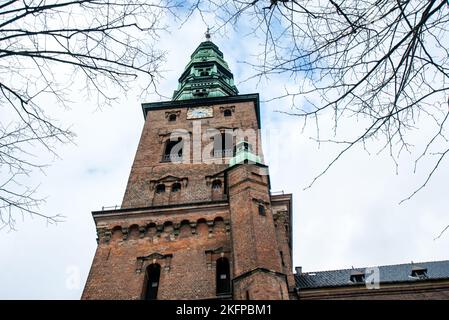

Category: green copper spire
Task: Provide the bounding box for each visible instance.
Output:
[229,141,263,167]
[172,31,239,101]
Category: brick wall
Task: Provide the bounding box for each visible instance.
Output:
[272,195,295,289]
[226,164,290,299]
[121,101,261,208]
[82,205,232,300]
[233,270,290,300]
[83,96,293,300]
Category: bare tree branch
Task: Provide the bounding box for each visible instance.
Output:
[203,0,449,206]
[0,0,180,230]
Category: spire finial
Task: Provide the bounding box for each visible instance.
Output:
[205,27,211,41]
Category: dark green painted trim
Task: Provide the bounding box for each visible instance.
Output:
[141,93,262,129]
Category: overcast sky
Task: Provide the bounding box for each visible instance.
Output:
[1,10,448,300]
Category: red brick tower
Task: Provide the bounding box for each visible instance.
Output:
[82,36,294,300]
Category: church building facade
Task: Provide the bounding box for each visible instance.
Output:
[82,36,294,300]
[82,35,449,300]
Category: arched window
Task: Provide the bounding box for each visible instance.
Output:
[163,138,183,162]
[193,88,208,97]
[213,132,234,158]
[155,184,165,194]
[223,109,232,117]
[212,180,222,190]
[172,182,181,192]
[216,257,230,295]
[168,114,177,122]
[144,263,161,300]
[198,67,212,77]
[258,204,266,216]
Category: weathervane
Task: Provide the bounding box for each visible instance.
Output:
[205,27,211,40]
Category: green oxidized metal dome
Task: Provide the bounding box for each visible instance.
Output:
[172,36,239,101]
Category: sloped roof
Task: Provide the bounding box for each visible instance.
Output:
[296,260,449,289]
[172,40,238,101]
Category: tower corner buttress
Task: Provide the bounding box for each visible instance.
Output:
[225,160,290,300]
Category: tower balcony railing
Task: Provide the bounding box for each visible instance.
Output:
[162,154,183,162]
[213,149,234,158]
[98,194,229,212]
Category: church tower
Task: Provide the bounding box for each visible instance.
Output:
[82,33,294,300]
